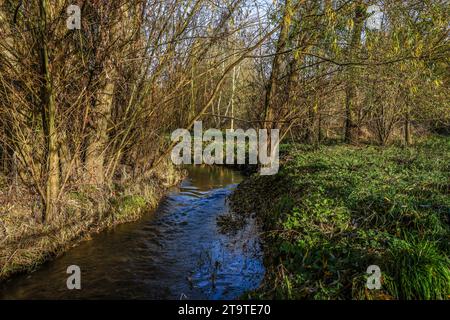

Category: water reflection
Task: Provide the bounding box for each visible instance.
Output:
[0,166,264,300]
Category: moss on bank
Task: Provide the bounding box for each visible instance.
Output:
[231,136,450,300]
[0,161,183,282]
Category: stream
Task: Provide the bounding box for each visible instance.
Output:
[0,166,264,300]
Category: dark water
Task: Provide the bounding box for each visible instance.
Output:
[0,166,264,300]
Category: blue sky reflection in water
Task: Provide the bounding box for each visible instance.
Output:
[0,166,264,300]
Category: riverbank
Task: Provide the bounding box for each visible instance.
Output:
[0,166,264,299]
[0,161,183,282]
[231,136,450,300]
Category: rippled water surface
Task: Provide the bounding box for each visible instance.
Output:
[0,166,264,300]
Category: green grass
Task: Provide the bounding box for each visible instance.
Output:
[112,195,147,219]
[232,136,450,300]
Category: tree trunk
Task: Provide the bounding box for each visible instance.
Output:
[344,84,357,143]
[85,78,115,185]
[344,2,365,144]
[39,0,60,222]
[230,65,238,130]
[404,109,413,146]
[263,0,292,131]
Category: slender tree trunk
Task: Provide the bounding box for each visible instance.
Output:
[39,0,60,222]
[307,103,316,144]
[344,2,365,144]
[344,84,357,143]
[230,65,237,130]
[190,65,196,122]
[318,110,324,143]
[404,108,413,146]
[263,0,292,131]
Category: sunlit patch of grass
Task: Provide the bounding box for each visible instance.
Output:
[384,237,450,300]
[112,195,147,220]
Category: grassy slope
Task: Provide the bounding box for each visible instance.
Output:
[231,136,450,300]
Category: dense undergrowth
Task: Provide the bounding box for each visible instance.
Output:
[0,162,182,282]
[231,136,450,300]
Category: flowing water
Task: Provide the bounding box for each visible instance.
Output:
[0,166,264,300]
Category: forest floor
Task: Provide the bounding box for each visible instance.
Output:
[230,135,450,300]
[0,162,183,282]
